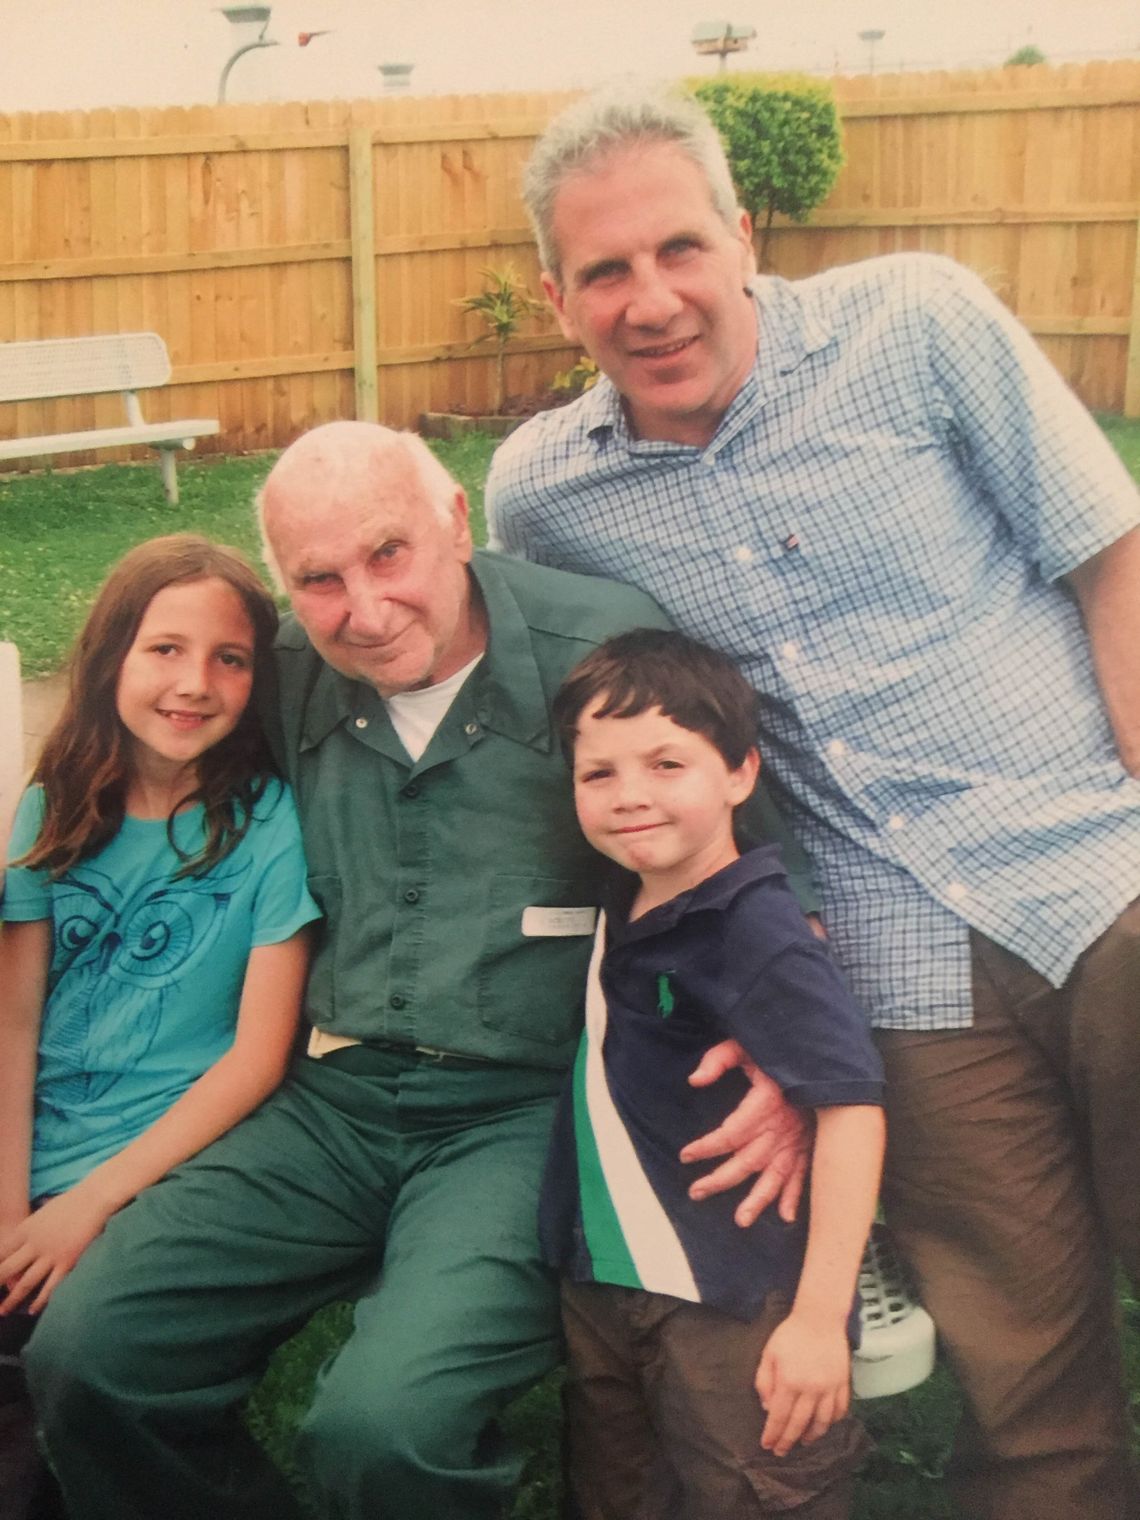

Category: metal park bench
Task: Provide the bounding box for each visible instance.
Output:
[0,333,220,505]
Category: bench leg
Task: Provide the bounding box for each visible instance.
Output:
[157,447,180,506]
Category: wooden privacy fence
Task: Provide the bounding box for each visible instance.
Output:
[771,59,1140,418]
[1,59,1139,473]
[0,90,580,464]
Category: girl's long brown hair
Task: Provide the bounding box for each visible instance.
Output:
[19,534,280,880]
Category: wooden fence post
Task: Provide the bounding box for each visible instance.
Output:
[349,123,379,422]
[1125,215,1140,420]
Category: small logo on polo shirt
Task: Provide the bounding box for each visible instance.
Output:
[657,973,675,1018]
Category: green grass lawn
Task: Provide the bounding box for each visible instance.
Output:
[3,419,1140,1517]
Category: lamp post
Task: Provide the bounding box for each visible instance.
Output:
[217,6,278,104]
[857,28,885,75]
[690,20,757,74]
[377,62,415,94]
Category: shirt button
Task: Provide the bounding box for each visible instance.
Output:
[886,814,906,832]
[354,716,368,730]
[389,994,406,1010]
[403,782,420,799]
[464,721,479,736]
[946,882,969,903]
[732,545,754,564]
[403,888,420,904]
[826,739,847,760]
[780,640,799,661]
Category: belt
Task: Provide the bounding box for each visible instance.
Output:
[309,1029,493,1071]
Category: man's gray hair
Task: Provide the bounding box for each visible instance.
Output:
[523,81,741,283]
[256,423,459,593]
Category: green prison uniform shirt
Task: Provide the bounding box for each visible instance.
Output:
[268,550,819,1071]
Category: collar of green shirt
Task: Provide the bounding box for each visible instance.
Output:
[292,550,553,759]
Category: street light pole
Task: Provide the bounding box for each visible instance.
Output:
[857,28,886,75]
[377,62,415,93]
[217,6,279,104]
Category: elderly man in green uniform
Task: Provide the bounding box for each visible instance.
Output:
[23,421,813,1520]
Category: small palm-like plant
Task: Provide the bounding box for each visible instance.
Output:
[455,264,545,414]
[551,355,599,398]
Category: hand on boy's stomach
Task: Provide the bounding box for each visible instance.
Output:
[680,1039,811,1227]
[0,1187,112,1315]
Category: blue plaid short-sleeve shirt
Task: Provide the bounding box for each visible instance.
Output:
[488,253,1140,1030]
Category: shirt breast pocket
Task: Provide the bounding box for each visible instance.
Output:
[478,873,597,1048]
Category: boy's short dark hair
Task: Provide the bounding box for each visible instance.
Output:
[553,628,761,769]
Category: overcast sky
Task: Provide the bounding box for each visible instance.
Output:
[1,0,1138,113]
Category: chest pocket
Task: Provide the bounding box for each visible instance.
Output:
[478,873,596,1048]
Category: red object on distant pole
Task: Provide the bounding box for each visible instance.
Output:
[297,29,331,46]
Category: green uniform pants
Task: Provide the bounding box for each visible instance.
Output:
[25,1048,565,1520]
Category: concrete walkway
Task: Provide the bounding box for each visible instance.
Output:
[21,672,67,768]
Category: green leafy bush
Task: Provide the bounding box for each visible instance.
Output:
[693,75,844,269]
[1004,44,1047,66]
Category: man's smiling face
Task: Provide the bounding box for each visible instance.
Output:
[261,429,483,698]
[542,141,758,449]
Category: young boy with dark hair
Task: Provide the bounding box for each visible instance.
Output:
[542,628,886,1520]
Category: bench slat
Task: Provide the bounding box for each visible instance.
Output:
[0,332,172,404]
[0,419,220,461]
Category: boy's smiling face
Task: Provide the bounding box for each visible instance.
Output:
[572,701,758,912]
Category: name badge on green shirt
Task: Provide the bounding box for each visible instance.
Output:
[521,906,597,937]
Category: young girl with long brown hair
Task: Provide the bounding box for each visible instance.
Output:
[0,535,319,1516]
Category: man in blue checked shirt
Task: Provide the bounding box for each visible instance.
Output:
[487,82,1140,1520]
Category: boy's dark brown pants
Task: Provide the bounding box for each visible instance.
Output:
[877,903,1140,1520]
[560,1280,871,1519]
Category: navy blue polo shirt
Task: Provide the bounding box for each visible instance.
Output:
[539,845,885,1323]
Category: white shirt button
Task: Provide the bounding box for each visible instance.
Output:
[781,641,799,661]
[354,716,368,730]
[732,545,754,564]
[464,721,479,736]
[887,814,906,831]
[946,881,969,903]
[826,739,847,760]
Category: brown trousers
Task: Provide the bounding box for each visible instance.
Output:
[877,899,1140,1520]
[560,1279,872,1520]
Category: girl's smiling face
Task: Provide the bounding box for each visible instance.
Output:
[115,577,256,792]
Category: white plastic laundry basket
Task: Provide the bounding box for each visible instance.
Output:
[853,1223,937,1399]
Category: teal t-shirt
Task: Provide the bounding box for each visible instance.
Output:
[2,779,320,1197]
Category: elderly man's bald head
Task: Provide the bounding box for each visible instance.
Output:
[257,421,485,696]
[258,422,460,590]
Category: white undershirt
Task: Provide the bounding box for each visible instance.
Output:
[384,653,483,761]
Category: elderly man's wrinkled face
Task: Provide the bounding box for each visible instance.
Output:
[543,142,756,449]
[262,440,482,697]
